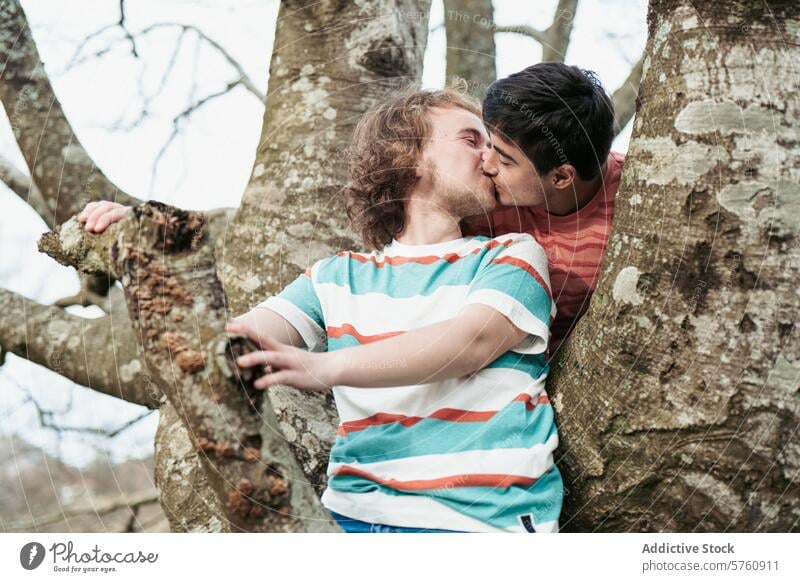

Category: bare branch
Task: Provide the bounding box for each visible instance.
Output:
[0,0,142,228]
[23,381,155,437]
[65,21,264,103]
[118,0,138,58]
[611,53,645,136]
[0,287,161,409]
[4,489,160,531]
[494,24,548,44]
[150,81,242,191]
[494,0,579,63]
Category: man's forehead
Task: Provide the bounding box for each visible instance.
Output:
[488,130,517,148]
[428,105,484,133]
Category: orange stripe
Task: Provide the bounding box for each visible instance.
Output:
[333,466,537,490]
[539,230,609,242]
[338,238,514,269]
[546,239,608,253]
[490,256,553,299]
[337,394,550,436]
[552,260,605,269]
[538,229,611,247]
[327,323,404,345]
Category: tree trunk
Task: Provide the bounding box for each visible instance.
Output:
[550,0,799,532]
[443,0,496,96]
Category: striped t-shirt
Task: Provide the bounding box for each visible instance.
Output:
[463,152,625,357]
[259,233,563,533]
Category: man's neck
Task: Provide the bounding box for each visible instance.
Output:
[546,170,604,217]
[395,197,464,246]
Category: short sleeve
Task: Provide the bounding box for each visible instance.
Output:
[257,268,327,352]
[464,234,555,354]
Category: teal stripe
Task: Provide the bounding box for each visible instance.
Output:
[485,350,549,380]
[328,335,361,351]
[331,399,557,463]
[468,262,552,323]
[329,464,563,530]
[277,274,324,328]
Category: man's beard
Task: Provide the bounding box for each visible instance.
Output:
[430,165,490,219]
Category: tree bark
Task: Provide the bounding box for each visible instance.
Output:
[443,0,496,96]
[550,0,800,532]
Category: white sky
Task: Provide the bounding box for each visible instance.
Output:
[0,0,648,469]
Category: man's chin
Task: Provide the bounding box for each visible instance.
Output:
[494,189,510,207]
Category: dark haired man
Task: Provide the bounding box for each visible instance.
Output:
[463,63,625,356]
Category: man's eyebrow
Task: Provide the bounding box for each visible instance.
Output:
[492,143,516,162]
[458,127,484,140]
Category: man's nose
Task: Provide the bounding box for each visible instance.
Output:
[481,148,498,176]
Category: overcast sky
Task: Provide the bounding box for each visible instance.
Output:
[0,0,648,469]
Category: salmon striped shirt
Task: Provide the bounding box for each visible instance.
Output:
[259,234,563,532]
[463,152,625,357]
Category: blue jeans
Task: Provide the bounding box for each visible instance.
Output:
[329,510,467,533]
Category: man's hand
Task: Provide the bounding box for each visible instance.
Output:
[78,201,131,232]
[226,323,337,392]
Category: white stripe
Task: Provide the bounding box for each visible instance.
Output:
[257,296,327,352]
[321,487,510,532]
[317,282,469,335]
[378,236,499,259]
[333,366,547,423]
[328,434,558,482]
[464,288,553,355]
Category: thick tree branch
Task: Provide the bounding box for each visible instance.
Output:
[0,287,161,409]
[38,202,339,532]
[0,152,48,218]
[542,0,579,62]
[0,0,142,229]
[611,53,644,136]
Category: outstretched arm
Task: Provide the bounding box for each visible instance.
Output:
[235,303,528,391]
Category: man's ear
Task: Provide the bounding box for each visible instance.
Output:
[552,164,577,189]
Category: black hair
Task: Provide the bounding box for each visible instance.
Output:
[482,63,614,180]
